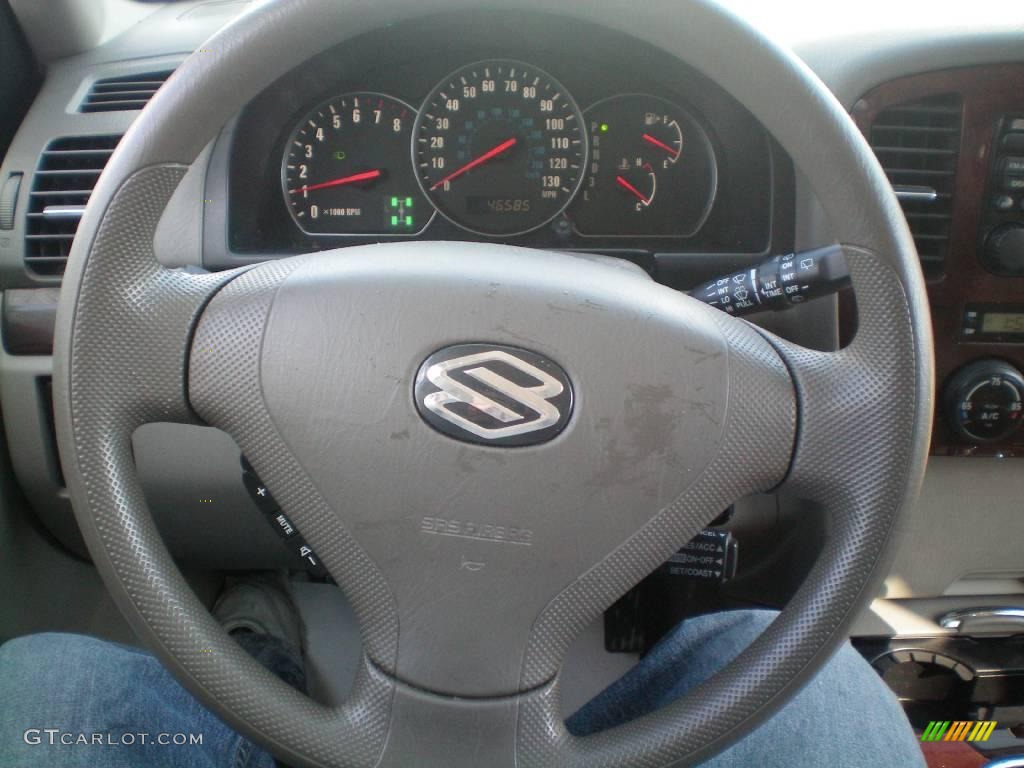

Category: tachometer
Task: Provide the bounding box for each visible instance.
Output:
[282,92,431,236]
[413,60,586,236]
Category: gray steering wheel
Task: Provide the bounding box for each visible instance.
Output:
[52,1,933,766]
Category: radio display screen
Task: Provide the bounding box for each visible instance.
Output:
[965,305,1024,342]
[981,312,1024,335]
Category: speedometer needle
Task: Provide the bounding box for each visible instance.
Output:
[616,175,651,205]
[289,169,382,194]
[429,137,517,191]
[642,133,680,158]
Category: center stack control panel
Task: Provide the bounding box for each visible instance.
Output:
[941,114,1024,454]
[854,67,1024,458]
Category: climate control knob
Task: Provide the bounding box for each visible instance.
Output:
[944,360,1024,443]
[983,223,1024,276]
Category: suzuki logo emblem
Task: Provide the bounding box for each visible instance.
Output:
[414,344,574,446]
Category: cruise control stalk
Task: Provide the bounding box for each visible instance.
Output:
[690,244,850,317]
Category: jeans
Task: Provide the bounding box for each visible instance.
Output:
[0,609,924,767]
[566,609,926,767]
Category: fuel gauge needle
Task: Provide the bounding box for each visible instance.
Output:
[616,175,651,206]
[642,133,680,158]
[289,169,382,195]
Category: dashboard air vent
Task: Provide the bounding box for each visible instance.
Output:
[868,93,963,277]
[79,70,173,113]
[24,135,121,278]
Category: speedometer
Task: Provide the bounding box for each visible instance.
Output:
[413,60,586,236]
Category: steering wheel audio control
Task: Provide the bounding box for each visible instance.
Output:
[944,360,1024,443]
[241,456,327,578]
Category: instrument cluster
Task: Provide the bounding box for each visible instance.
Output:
[223,14,785,264]
[282,60,717,241]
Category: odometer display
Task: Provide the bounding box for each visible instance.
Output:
[282,92,430,236]
[466,197,533,215]
[413,60,586,236]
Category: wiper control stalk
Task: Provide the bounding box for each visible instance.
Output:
[690,244,850,317]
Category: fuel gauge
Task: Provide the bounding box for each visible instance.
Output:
[568,94,717,238]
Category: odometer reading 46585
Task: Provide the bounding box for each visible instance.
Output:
[413,59,586,236]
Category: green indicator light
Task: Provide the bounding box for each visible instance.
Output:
[405,216,413,227]
[390,215,398,226]
[600,123,609,133]
[390,197,398,208]
[333,151,346,160]
[405,197,413,207]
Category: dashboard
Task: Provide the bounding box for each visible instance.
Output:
[1,0,1023,647]
[218,14,789,279]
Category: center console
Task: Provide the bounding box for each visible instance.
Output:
[849,65,1024,749]
[853,63,1024,457]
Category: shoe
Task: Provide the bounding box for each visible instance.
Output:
[212,570,305,654]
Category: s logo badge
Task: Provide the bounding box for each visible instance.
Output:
[414,344,573,446]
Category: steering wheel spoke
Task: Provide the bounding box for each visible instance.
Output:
[768,245,927,507]
[55,167,240,431]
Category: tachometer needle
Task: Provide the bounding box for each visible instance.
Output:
[289,169,382,194]
[616,175,651,206]
[430,137,517,191]
[642,133,680,158]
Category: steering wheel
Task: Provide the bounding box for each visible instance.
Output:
[52,1,933,766]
